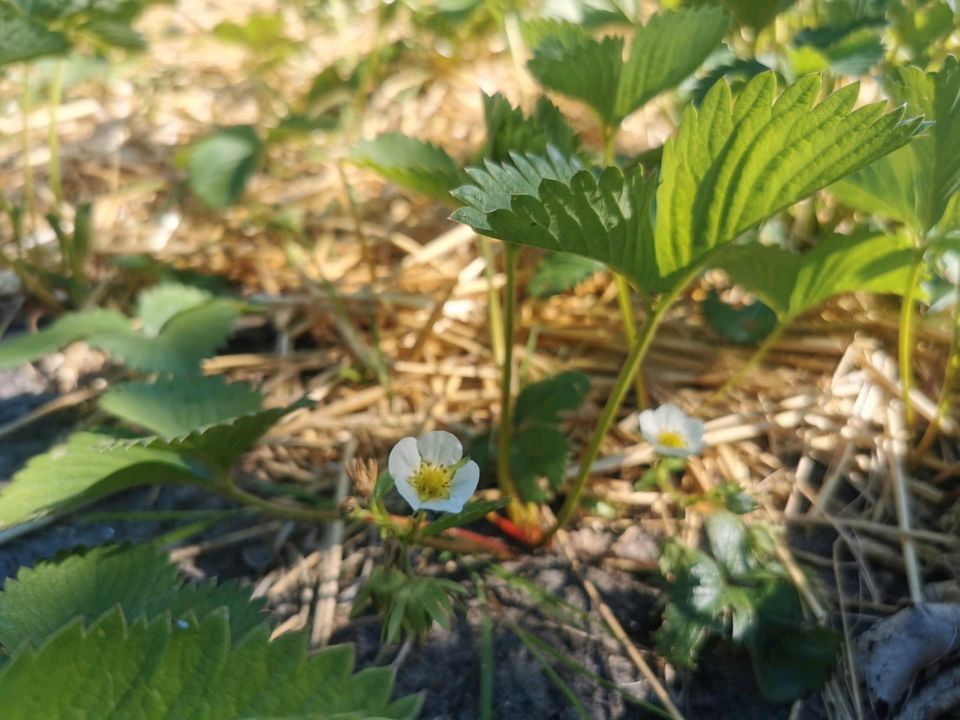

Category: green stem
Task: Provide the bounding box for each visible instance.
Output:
[48,59,65,204]
[497,244,522,502]
[899,248,925,427]
[701,322,786,409]
[217,476,339,523]
[480,238,506,366]
[603,124,646,407]
[21,65,35,235]
[547,277,692,540]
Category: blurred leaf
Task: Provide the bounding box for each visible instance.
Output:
[351,133,468,204]
[119,397,311,474]
[514,371,590,426]
[212,13,299,64]
[420,498,510,537]
[836,58,960,232]
[750,623,841,702]
[526,7,729,127]
[135,283,212,336]
[0,309,128,368]
[655,603,713,668]
[481,92,580,163]
[678,0,794,30]
[713,232,915,320]
[702,289,777,344]
[0,7,69,65]
[99,377,263,437]
[704,511,752,577]
[187,126,262,209]
[0,431,200,534]
[529,252,605,298]
[510,423,570,501]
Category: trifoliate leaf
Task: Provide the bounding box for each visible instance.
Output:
[99,376,264,437]
[481,92,580,163]
[528,252,605,298]
[527,7,730,127]
[187,125,263,209]
[0,610,420,719]
[0,544,266,653]
[0,432,201,533]
[702,289,777,344]
[0,6,69,66]
[655,72,925,283]
[351,133,468,204]
[713,232,915,320]
[0,309,128,368]
[833,57,960,232]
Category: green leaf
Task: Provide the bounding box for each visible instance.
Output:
[0,432,200,533]
[527,8,730,127]
[660,541,726,618]
[514,371,590,426]
[90,299,239,374]
[511,423,570,502]
[704,511,752,577]
[135,282,213,336]
[351,133,468,204]
[702,289,776,344]
[0,6,69,66]
[684,0,794,30]
[120,397,311,474]
[0,309,128,368]
[452,153,661,291]
[714,232,915,320]
[655,72,925,283]
[187,126,262,209]
[654,603,713,668]
[529,252,605,298]
[834,57,960,232]
[0,610,419,719]
[420,498,510,537]
[749,622,841,702]
[99,376,263,437]
[481,92,580,163]
[0,544,266,653]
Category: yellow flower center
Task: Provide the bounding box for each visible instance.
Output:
[411,463,453,501]
[656,430,687,449]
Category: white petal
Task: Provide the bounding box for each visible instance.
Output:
[684,417,706,454]
[638,409,659,443]
[417,430,462,466]
[659,403,686,430]
[388,437,422,511]
[655,443,693,458]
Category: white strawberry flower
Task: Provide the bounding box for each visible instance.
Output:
[639,403,705,458]
[388,430,480,513]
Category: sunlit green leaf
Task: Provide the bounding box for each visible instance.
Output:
[481,92,580,163]
[0,6,69,66]
[0,432,200,533]
[135,283,213,336]
[0,309,128,368]
[99,376,264,437]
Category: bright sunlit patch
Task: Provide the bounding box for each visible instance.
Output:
[388,430,480,513]
[639,403,705,458]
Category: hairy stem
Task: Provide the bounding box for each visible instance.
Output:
[497,244,522,502]
[899,248,926,427]
[547,278,691,540]
[48,60,65,203]
[217,476,340,523]
[480,237,505,366]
